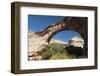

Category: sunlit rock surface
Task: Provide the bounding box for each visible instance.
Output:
[28,32,48,57]
[68,36,84,48]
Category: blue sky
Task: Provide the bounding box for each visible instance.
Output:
[28,15,80,42]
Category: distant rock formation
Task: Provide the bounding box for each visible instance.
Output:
[68,36,84,48]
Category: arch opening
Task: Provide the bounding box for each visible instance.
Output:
[48,30,82,44]
[47,29,84,43]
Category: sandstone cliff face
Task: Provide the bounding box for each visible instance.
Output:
[28,32,48,57]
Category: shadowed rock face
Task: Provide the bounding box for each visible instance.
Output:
[29,17,88,59]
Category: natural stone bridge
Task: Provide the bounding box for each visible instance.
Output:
[29,17,88,59]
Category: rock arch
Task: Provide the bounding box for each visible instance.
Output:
[37,17,87,41]
[29,17,88,59]
[38,17,87,56]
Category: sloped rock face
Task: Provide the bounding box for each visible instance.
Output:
[28,17,88,60]
[28,32,48,59]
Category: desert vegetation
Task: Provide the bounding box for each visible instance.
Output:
[42,42,84,60]
[29,42,84,60]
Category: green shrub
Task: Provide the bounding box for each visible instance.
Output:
[42,42,72,60]
[42,42,82,60]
